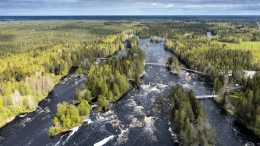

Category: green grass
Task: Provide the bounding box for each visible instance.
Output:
[221,41,260,63]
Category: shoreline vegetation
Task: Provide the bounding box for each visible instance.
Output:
[48,37,146,136]
[214,73,260,138]
[156,20,260,138]
[0,20,141,128]
[150,36,163,43]
[169,85,216,145]
[1,18,260,142]
[167,56,181,75]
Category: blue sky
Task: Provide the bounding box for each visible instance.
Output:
[1,0,260,16]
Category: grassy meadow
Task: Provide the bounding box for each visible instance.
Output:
[222,41,260,63]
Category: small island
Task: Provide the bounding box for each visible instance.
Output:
[167,57,181,75]
[169,85,216,145]
[48,37,146,136]
[48,101,90,136]
[150,36,163,43]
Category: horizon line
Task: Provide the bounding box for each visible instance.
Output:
[1,14,260,17]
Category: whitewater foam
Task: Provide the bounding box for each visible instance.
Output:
[156,83,169,90]
[62,126,80,145]
[94,135,115,146]
[84,118,93,124]
[115,127,129,145]
[182,83,191,89]
[168,122,179,143]
[144,116,157,140]
[141,84,160,93]
[54,126,80,146]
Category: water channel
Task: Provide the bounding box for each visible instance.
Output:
[0,38,259,146]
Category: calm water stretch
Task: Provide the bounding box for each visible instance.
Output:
[0,38,259,146]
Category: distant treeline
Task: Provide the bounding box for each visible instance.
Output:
[0,20,139,127]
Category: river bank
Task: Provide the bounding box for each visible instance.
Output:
[1,38,259,146]
[164,44,215,83]
[166,50,260,143]
[0,66,79,128]
[140,38,258,145]
[0,73,86,146]
[215,88,260,141]
[163,38,260,144]
[48,37,146,137]
[0,35,133,145]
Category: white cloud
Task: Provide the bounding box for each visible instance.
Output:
[150,2,260,10]
[152,3,157,6]
[165,4,173,8]
[151,2,174,8]
[1,0,260,15]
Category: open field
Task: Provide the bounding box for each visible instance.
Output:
[222,41,260,63]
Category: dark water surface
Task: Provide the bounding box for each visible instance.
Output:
[0,39,259,146]
[0,74,86,146]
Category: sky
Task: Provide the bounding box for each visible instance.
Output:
[1,0,260,16]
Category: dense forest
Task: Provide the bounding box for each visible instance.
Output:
[1,18,260,142]
[0,20,140,127]
[147,20,260,138]
[169,85,215,146]
[236,74,260,137]
[137,20,260,79]
[49,37,145,136]
[167,56,181,75]
[138,20,260,139]
[215,73,260,137]
[164,35,254,77]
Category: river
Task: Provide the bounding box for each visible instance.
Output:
[0,38,259,146]
[0,73,86,146]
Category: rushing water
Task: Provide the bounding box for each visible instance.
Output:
[0,74,86,146]
[0,38,259,146]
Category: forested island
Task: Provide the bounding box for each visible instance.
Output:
[0,17,260,145]
[139,19,260,140]
[0,20,140,127]
[158,20,260,138]
[167,57,181,75]
[49,37,145,136]
[169,85,216,146]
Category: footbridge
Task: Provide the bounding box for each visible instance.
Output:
[145,62,218,100]
[196,95,218,99]
[196,91,217,99]
[145,62,206,75]
[145,63,166,67]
